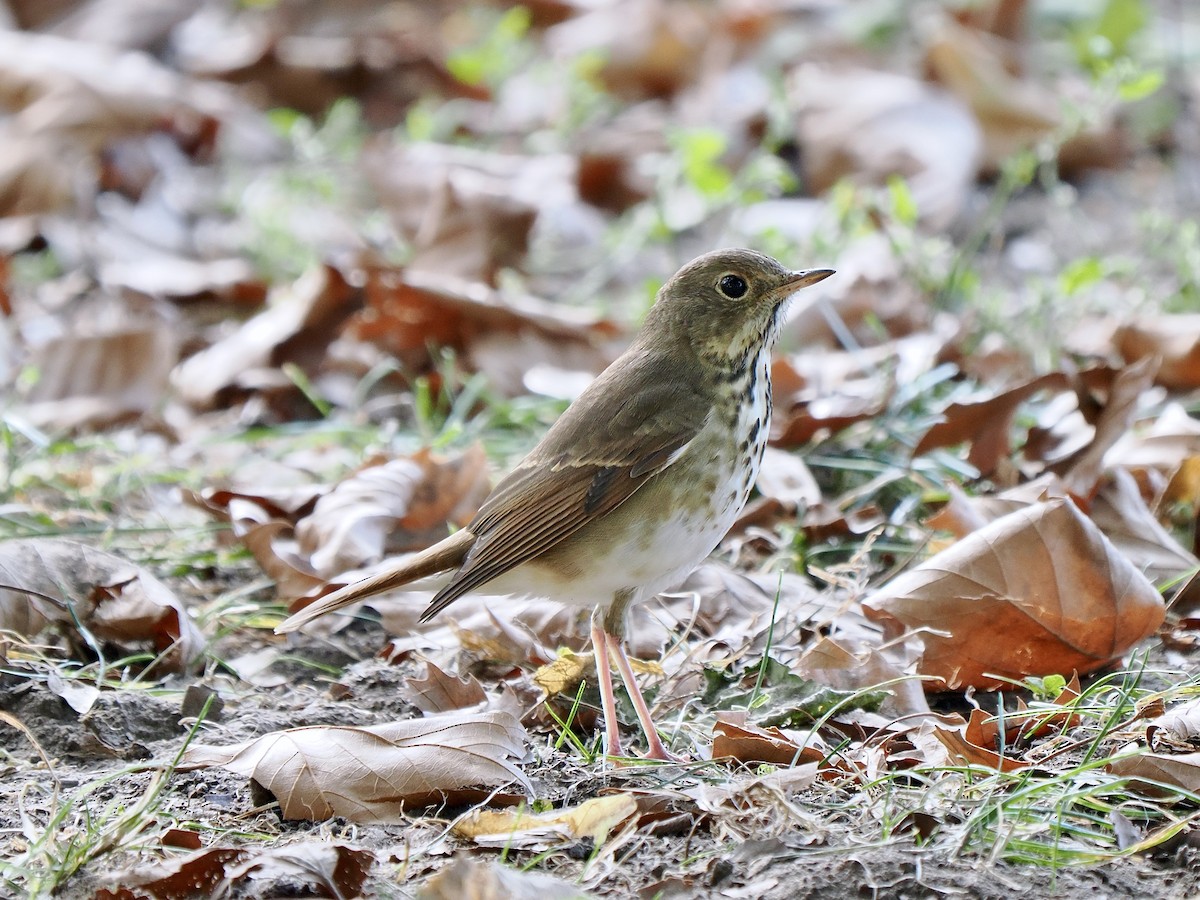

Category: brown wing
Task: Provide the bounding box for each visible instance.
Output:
[421,348,711,620]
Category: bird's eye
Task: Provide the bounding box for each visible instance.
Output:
[718,274,748,298]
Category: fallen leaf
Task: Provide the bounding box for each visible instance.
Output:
[864,498,1165,690]
[1108,745,1200,795]
[930,715,1029,773]
[405,661,488,714]
[913,373,1069,474]
[923,15,1059,168]
[452,794,638,850]
[711,716,826,768]
[179,711,531,821]
[171,265,362,409]
[532,649,592,698]
[790,64,982,228]
[101,842,372,900]
[0,29,247,217]
[45,668,100,715]
[1146,698,1200,753]
[351,267,619,396]
[19,293,179,431]
[1054,356,1159,498]
[0,538,204,672]
[683,764,820,813]
[99,847,246,900]
[221,842,374,897]
[1091,468,1198,586]
[363,141,547,285]
[418,855,597,900]
[1115,317,1200,390]
[547,1,711,100]
[296,446,491,575]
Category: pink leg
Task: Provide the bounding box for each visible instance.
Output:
[608,635,678,762]
[589,620,624,758]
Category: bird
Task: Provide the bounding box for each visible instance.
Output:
[276,249,834,761]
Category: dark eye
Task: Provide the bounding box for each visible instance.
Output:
[718,274,748,298]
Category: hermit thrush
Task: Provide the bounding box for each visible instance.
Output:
[277,249,834,760]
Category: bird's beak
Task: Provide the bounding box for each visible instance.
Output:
[784,268,835,290]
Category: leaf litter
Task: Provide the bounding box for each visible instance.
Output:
[2,0,1200,898]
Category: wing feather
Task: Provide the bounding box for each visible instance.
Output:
[421,349,711,619]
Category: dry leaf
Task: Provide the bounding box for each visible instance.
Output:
[684,763,820,815]
[221,842,374,897]
[101,843,372,899]
[405,661,488,714]
[753,446,822,509]
[171,265,361,409]
[1115,317,1200,390]
[179,711,531,821]
[351,267,619,396]
[363,141,547,285]
[923,15,1059,168]
[296,446,490,575]
[547,1,710,100]
[864,498,1165,690]
[1108,746,1200,795]
[99,847,246,900]
[930,714,1029,773]
[0,538,203,671]
[418,855,596,900]
[532,649,592,697]
[0,29,245,216]
[711,716,826,768]
[1091,468,1198,586]
[452,794,638,850]
[1054,356,1159,498]
[790,64,982,228]
[19,294,179,431]
[1146,698,1200,753]
[913,373,1069,474]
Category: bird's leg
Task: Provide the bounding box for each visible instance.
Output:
[589,618,624,758]
[606,634,677,762]
[595,599,679,762]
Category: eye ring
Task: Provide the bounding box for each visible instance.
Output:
[717,273,748,299]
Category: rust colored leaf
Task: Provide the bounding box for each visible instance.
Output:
[101,843,373,900]
[913,373,1069,474]
[100,847,246,900]
[1054,356,1159,498]
[179,711,531,822]
[863,498,1165,690]
[711,717,825,768]
[930,717,1029,773]
[1115,317,1200,390]
[351,268,619,396]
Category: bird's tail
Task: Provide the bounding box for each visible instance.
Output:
[274,528,475,633]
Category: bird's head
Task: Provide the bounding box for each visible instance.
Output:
[646,248,834,366]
